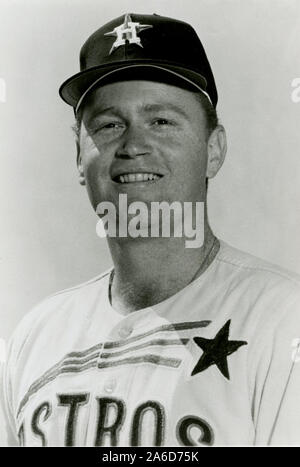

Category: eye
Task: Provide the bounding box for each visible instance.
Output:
[152,119,172,126]
[88,121,125,135]
[101,122,123,130]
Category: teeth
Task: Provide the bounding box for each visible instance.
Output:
[116,173,161,183]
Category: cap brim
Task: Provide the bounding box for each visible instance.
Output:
[59,61,212,112]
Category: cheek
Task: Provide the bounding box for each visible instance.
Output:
[79,146,111,209]
[171,138,208,200]
[174,136,208,174]
[80,139,110,179]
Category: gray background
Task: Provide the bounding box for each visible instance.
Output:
[0,0,300,349]
[1,0,300,447]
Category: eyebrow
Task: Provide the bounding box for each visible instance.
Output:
[140,103,189,119]
[87,103,189,120]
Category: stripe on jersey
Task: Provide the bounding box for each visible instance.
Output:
[100,338,189,359]
[98,354,181,369]
[103,321,210,349]
[17,320,211,417]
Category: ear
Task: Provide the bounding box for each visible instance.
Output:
[76,141,86,186]
[206,125,227,179]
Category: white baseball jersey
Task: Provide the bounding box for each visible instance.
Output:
[2,240,300,446]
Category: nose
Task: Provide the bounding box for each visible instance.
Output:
[116,123,151,159]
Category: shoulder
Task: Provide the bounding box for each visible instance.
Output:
[217,240,300,297]
[2,269,113,426]
[218,240,300,283]
[214,240,300,340]
[211,241,300,372]
[6,269,112,365]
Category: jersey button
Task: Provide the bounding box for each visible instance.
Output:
[104,379,117,394]
[118,325,133,339]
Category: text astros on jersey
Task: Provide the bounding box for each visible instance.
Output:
[2,242,300,446]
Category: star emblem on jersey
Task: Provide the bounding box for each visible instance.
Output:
[104,13,153,55]
[191,320,247,380]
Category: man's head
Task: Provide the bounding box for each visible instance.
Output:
[74,79,226,214]
[59,13,226,211]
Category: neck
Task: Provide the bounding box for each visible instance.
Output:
[108,209,218,314]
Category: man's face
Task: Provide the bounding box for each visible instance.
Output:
[78,80,210,211]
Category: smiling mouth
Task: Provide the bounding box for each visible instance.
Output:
[113,173,163,184]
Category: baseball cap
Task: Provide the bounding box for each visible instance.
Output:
[59,13,218,113]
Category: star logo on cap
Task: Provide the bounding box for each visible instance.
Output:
[191,320,247,380]
[105,13,153,55]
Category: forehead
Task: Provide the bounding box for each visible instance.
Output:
[80,80,205,117]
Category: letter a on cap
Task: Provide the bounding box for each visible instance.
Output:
[104,13,153,54]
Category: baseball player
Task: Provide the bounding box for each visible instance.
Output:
[2,13,300,447]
